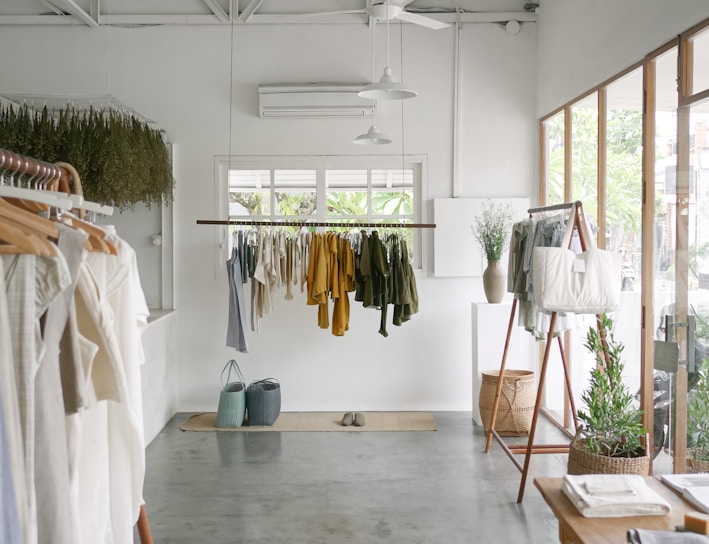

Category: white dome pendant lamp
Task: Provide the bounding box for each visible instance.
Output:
[354,23,393,145]
[353,124,392,145]
[358,0,417,101]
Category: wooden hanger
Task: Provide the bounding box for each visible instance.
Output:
[0,197,60,240]
[63,213,117,255]
[0,216,46,255]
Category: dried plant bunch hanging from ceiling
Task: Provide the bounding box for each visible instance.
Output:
[0,101,173,210]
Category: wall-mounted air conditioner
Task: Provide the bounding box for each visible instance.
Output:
[258,83,375,118]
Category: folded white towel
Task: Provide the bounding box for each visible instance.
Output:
[585,478,637,496]
[563,475,671,518]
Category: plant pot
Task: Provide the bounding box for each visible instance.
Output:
[687,448,709,473]
[478,370,535,436]
[567,436,650,475]
[482,259,506,303]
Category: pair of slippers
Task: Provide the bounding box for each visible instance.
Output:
[341,412,365,427]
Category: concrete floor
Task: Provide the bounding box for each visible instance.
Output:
[140,412,570,543]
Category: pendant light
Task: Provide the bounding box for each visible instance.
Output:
[358,0,417,101]
[354,22,392,145]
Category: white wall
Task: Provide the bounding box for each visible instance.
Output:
[536,0,709,117]
[0,19,535,413]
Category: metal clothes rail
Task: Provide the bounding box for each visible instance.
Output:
[196,219,436,228]
[0,148,113,216]
[0,147,70,191]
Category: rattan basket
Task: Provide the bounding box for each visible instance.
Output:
[567,432,650,475]
[479,370,535,436]
[687,448,709,473]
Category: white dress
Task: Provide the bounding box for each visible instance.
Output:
[34,226,85,544]
[100,229,150,544]
[0,258,25,544]
[3,253,70,544]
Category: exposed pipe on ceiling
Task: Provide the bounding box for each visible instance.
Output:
[452,6,462,198]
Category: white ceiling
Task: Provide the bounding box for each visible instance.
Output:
[0,0,537,27]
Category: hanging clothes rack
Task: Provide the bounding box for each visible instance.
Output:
[484,200,591,503]
[0,148,70,189]
[197,219,436,228]
[0,148,114,216]
[0,146,149,542]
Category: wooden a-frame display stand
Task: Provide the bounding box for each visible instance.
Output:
[484,201,596,503]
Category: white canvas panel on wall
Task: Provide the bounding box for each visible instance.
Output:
[433,197,530,277]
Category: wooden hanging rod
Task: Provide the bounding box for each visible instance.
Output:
[196,219,436,228]
[527,200,581,215]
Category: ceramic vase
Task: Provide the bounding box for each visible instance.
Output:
[482,259,506,304]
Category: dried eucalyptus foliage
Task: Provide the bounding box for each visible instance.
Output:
[0,101,173,209]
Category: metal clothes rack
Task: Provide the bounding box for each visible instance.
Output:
[0,148,114,216]
[0,148,70,190]
[196,219,436,228]
[484,200,589,503]
[0,147,152,543]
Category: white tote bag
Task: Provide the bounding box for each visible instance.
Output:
[532,207,621,315]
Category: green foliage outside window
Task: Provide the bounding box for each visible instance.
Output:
[547,108,643,239]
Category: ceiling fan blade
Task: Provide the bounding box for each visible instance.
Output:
[391,0,416,7]
[396,10,449,30]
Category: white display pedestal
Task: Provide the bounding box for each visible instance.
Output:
[471,301,534,426]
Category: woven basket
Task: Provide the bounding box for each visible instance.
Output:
[567,433,650,475]
[687,448,709,473]
[479,370,535,436]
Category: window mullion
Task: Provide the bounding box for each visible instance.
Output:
[316,166,326,222]
[367,169,372,222]
[270,169,275,219]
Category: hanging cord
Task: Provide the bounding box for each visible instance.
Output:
[370,21,376,124]
[224,4,236,252]
[228,8,235,171]
[385,0,390,68]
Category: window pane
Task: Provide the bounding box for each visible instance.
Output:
[371,169,413,216]
[690,27,709,95]
[571,93,598,213]
[326,170,368,216]
[653,47,679,475]
[544,111,565,205]
[274,169,316,216]
[604,68,644,451]
[687,104,709,474]
[229,169,270,216]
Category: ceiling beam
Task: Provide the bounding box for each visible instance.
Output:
[43,0,98,27]
[96,14,222,25]
[90,0,99,20]
[202,0,229,23]
[244,11,536,25]
[38,0,64,16]
[0,10,536,27]
[238,0,263,23]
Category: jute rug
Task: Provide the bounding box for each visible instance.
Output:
[180,411,437,432]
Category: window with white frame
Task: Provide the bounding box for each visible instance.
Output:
[216,155,425,267]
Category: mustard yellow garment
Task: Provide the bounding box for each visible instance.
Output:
[331,236,355,336]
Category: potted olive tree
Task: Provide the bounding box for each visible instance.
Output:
[568,314,650,475]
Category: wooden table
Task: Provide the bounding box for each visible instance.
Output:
[534,477,699,544]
